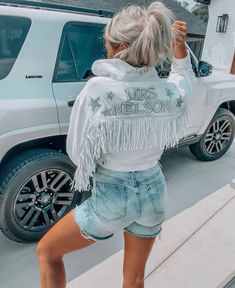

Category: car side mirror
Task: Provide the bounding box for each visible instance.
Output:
[197,61,213,77]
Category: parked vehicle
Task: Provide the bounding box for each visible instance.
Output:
[0,0,234,243]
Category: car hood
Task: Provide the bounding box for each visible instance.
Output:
[201,70,235,84]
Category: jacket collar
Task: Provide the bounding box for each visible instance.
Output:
[91,58,159,82]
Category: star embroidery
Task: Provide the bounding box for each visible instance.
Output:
[89,97,101,112]
[101,108,113,116]
[166,88,174,98]
[107,92,114,101]
[176,96,184,108]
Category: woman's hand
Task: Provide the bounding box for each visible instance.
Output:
[172,20,188,59]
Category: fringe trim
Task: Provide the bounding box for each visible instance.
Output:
[72,107,189,192]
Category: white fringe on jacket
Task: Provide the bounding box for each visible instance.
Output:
[72,108,189,192]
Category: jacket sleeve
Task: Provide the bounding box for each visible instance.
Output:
[66,78,98,166]
[167,49,195,98]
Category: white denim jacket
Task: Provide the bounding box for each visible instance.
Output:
[67,50,195,191]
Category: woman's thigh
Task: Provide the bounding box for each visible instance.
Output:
[123,231,156,281]
[37,209,95,260]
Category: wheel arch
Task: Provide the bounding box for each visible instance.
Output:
[219,100,235,116]
[0,135,67,169]
[199,102,235,135]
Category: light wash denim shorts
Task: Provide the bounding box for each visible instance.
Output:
[73,162,168,243]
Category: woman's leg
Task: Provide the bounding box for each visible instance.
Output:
[36,209,95,288]
[122,231,156,288]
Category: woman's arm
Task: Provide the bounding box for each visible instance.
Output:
[167,21,195,98]
[172,20,188,59]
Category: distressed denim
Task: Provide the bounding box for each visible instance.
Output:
[73,162,168,243]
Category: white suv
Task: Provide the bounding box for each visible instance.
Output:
[0,1,234,243]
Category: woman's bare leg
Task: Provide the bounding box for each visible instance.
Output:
[36,209,95,288]
[122,231,156,288]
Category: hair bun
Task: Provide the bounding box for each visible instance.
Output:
[105,1,176,67]
[147,2,174,25]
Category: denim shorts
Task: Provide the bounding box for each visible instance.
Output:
[73,162,168,243]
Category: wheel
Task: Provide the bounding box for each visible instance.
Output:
[189,108,235,161]
[0,148,82,243]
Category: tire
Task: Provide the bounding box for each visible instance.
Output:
[189,108,235,161]
[0,148,82,243]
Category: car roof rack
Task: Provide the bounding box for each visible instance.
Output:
[0,0,113,17]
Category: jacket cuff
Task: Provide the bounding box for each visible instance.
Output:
[171,50,191,71]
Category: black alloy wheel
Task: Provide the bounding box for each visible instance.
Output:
[14,169,73,231]
[0,148,82,242]
[189,108,235,161]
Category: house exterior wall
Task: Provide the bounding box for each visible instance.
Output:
[202,0,235,73]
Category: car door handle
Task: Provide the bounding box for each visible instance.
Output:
[67,100,75,107]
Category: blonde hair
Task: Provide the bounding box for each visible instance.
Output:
[105,1,176,67]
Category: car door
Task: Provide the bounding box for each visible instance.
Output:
[52,21,105,134]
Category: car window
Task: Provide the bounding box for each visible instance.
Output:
[54,22,105,82]
[0,16,31,80]
[55,34,77,82]
[156,49,197,78]
[155,59,172,78]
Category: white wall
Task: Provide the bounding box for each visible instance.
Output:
[202,0,235,73]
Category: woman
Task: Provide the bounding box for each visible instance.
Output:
[36,2,195,288]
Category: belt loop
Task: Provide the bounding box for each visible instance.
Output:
[131,171,134,187]
[132,171,138,187]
